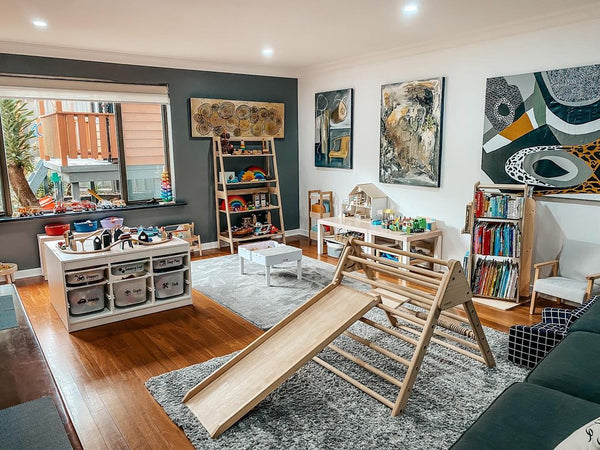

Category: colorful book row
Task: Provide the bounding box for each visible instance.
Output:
[471,258,519,300]
[472,223,521,257]
[474,190,524,219]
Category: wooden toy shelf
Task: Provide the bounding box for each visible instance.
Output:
[212,137,286,253]
[463,182,535,303]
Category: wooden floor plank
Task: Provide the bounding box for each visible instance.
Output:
[11,236,554,447]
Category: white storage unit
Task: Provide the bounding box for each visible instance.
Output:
[44,237,192,332]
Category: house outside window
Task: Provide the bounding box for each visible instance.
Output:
[0,77,173,217]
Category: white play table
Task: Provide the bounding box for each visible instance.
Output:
[238,241,302,286]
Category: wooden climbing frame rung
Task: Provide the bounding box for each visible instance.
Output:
[312,356,395,409]
[356,251,444,285]
[342,331,411,367]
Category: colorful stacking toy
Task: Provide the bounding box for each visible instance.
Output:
[161,166,173,202]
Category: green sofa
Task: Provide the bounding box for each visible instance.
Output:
[451,297,600,449]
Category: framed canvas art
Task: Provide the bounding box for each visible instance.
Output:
[482,63,600,200]
[315,88,353,169]
[380,77,445,187]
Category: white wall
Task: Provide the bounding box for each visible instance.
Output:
[298,19,600,262]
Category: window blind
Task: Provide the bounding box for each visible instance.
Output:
[0,76,169,104]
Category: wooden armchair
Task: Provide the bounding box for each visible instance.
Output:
[529,240,600,314]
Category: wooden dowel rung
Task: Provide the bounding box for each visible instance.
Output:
[347,256,437,300]
[342,272,434,305]
[312,356,395,409]
[378,303,425,325]
[431,338,486,364]
[352,239,449,267]
[379,303,480,351]
[359,251,444,280]
[343,331,410,367]
[328,344,403,388]
[392,323,484,362]
[359,317,419,346]
[405,296,467,323]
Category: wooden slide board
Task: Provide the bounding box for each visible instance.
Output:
[183,285,378,438]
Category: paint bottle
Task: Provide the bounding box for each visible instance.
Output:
[93,236,102,250]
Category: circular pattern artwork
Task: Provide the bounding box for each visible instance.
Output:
[190,98,284,138]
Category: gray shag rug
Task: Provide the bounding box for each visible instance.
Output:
[146,307,528,449]
[191,254,368,329]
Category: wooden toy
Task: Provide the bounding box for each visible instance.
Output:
[160,223,202,255]
[308,190,333,244]
[183,238,494,438]
[160,166,173,202]
[342,183,389,220]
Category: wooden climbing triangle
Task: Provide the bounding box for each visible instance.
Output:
[183,237,495,437]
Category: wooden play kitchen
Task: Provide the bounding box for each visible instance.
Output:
[183,238,494,438]
[238,241,302,287]
[44,237,191,332]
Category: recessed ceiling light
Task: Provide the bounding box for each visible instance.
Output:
[262,48,274,57]
[402,3,418,15]
[32,19,48,28]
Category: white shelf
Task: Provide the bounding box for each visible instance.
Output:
[44,238,192,332]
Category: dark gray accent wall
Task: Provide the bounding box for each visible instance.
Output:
[0,53,299,270]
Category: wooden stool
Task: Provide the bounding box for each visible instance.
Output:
[0,263,17,284]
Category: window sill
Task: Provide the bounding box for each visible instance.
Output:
[0,201,187,223]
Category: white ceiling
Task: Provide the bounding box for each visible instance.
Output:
[1,0,600,76]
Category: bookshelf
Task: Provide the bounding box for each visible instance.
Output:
[213,137,286,253]
[464,182,535,303]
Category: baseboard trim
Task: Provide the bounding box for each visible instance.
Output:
[15,267,43,280]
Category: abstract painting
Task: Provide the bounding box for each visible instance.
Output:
[380,78,445,187]
[482,63,600,199]
[190,98,284,138]
[315,88,353,169]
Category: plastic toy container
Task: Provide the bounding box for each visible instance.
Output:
[154,271,185,299]
[326,240,344,258]
[111,261,146,278]
[113,277,147,307]
[73,220,98,232]
[45,223,70,236]
[152,255,184,272]
[65,267,105,285]
[100,217,124,229]
[67,284,105,315]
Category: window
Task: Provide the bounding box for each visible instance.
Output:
[0,77,173,217]
[119,103,170,202]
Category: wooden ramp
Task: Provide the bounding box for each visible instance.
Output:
[182,284,378,438]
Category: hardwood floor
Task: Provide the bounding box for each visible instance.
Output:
[14,236,557,449]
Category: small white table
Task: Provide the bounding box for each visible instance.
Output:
[239,241,302,286]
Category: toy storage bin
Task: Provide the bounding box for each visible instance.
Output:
[113,277,148,307]
[67,283,106,316]
[65,267,106,286]
[154,270,185,299]
[111,260,146,278]
[153,254,184,272]
[325,240,344,258]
